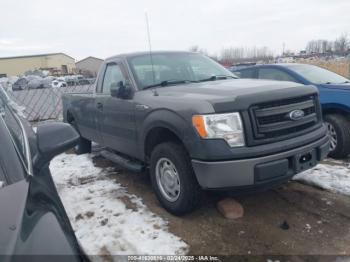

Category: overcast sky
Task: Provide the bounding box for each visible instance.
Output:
[0,0,349,60]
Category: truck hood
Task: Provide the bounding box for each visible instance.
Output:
[153,79,317,112]
[156,79,306,99]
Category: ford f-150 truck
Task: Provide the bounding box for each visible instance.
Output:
[62,51,330,215]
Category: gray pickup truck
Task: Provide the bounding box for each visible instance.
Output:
[62,51,329,215]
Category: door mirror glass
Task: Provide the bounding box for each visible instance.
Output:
[110,81,131,98]
[110,81,121,97]
[34,122,79,169]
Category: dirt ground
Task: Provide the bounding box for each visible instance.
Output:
[93,155,350,256]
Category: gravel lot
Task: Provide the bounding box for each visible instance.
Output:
[92,155,350,255]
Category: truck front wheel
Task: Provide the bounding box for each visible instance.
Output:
[324,114,350,159]
[150,142,202,215]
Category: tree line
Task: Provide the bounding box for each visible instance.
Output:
[305,34,349,54]
[189,45,274,65]
[189,33,349,65]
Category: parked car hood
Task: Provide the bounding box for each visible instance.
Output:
[319,82,350,90]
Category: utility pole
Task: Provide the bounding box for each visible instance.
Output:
[282,42,285,56]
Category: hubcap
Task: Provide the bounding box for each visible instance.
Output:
[155,158,181,202]
[326,122,337,152]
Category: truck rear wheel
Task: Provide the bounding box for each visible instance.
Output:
[74,137,92,155]
[150,142,202,215]
[69,119,91,155]
[324,114,350,159]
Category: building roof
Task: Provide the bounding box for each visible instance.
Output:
[0,52,75,61]
[76,56,104,64]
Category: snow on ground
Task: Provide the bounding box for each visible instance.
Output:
[49,151,350,255]
[293,162,350,196]
[50,153,188,256]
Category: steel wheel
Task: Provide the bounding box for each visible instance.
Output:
[155,157,181,202]
[326,121,337,152]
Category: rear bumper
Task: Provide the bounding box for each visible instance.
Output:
[191,134,330,189]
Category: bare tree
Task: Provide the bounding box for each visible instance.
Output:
[219,46,273,64]
[188,45,208,55]
[189,45,199,52]
[334,34,349,53]
[305,34,349,54]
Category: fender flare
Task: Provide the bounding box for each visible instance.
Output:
[139,109,194,161]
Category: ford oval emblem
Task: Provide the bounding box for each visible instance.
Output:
[289,109,305,121]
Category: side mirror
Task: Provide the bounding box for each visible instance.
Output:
[34,122,79,169]
[110,80,132,99]
[110,82,120,97]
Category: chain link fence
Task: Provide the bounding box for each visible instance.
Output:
[5,85,95,122]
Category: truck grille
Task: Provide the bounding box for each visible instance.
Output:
[248,95,321,145]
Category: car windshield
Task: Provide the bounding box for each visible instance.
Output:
[287,64,349,84]
[128,52,237,89]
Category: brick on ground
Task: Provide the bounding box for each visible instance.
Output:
[217,198,244,219]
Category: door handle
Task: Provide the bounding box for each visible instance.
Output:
[96,102,103,111]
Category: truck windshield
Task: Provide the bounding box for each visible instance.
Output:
[287,64,350,84]
[128,52,237,89]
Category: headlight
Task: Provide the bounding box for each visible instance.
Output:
[192,112,245,147]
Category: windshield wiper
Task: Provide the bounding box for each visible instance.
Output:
[143,80,197,90]
[198,75,237,82]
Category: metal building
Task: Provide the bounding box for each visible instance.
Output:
[0,53,76,76]
[75,56,103,77]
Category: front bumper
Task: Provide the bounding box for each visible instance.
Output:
[191,134,330,189]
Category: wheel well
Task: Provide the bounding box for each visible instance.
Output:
[323,108,350,119]
[144,127,183,160]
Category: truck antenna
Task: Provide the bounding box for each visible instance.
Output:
[145,12,156,87]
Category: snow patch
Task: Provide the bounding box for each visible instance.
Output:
[50,153,188,255]
[293,163,350,196]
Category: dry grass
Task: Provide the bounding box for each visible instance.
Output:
[299,59,350,78]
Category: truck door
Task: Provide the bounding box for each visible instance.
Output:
[95,61,138,158]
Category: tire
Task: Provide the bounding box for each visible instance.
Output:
[70,119,91,155]
[74,137,92,155]
[324,114,350,159]
[150,142,202,215]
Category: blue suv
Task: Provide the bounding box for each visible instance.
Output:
[232,63,350,158]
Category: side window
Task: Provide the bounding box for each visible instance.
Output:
[3,106,27,167]
[0,98,4,117]
[258,68,296,82]
[234,71,242,77]
[239,69,256,78]
[0,108,28,185]
[101,63,125,94]
[0,166,6,189]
